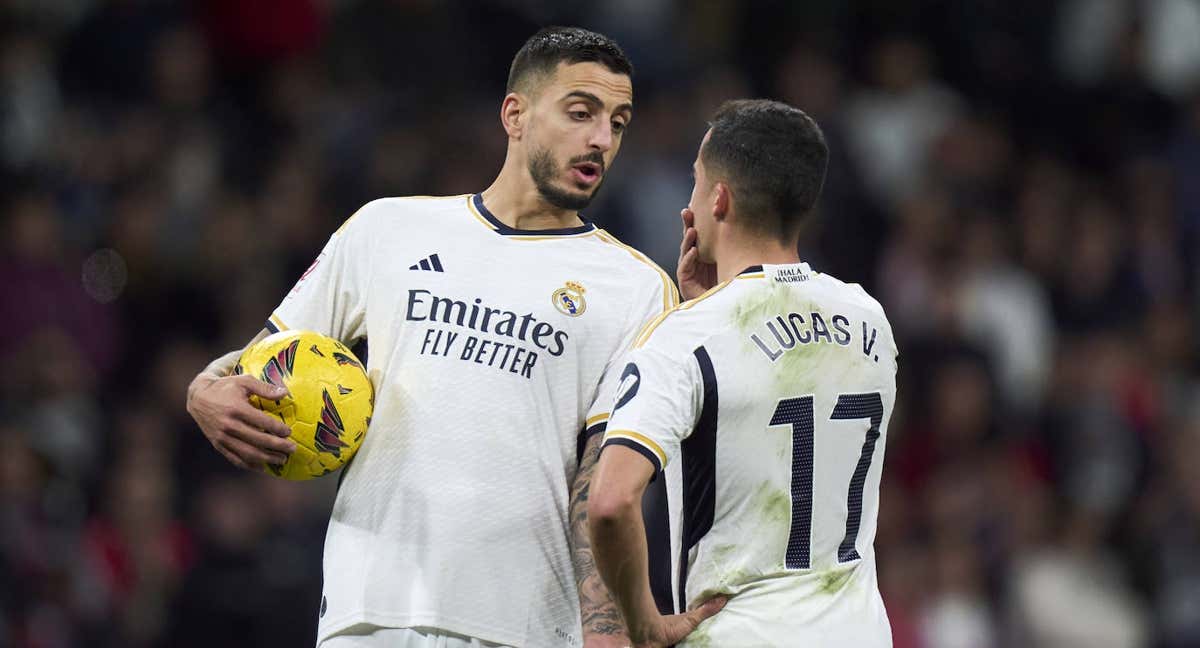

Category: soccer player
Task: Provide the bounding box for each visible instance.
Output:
[589,99,899,647]
[185,27,703,648]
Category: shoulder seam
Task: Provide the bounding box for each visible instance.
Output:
[386,193,471,201]
[595,229,681,312]
[350,194,470,219]
[337,194,471,235]
[333,203,372,235]
[632,279,733,349]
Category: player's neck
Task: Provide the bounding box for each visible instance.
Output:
[481,165,584,231]
[714,237,801,283]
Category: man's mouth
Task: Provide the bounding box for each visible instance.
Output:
[571,162,602,186]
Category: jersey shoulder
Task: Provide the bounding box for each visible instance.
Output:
[812,271,887,316]
[811,270,898,356]
[588,228,681,309]
[331,195,475,255]
[632,276,748,355]
[348,194,472,229]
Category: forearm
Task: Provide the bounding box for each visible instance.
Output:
[187,348,240,401]
[204,348,242,378]
[188,329,270,402]
[589,495,659,640]
[571,433,629,639]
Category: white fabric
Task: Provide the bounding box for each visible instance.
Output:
[273,194,677,647]
[605,263,898,647]
[319,624,511,648]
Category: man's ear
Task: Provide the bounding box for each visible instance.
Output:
[713,182,731,223]
[501,93,526,139]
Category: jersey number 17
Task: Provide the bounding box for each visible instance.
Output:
[768,392,883,570]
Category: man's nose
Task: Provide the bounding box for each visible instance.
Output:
[588,120,613,152]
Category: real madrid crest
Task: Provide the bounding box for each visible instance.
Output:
[552,281,587,317]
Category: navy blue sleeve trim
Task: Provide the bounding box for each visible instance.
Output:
[584,421,608,438]
[575,421,609,467]
[603,437,663,478]
[265,319,280,334]
[576,420,610,467]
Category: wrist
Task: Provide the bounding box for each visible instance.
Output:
[582,631,631,648]
[187,372,218,404]
[622,602,662,642]
[627,620,657,644]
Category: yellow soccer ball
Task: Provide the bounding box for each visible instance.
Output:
[234,330,373,480]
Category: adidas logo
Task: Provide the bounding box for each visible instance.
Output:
[409,253,444,272]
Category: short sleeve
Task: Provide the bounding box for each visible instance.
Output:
[583,275,679,437]
[269,205,372,344]
[601,344,701,474]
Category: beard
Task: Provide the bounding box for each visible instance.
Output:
[528,147,606,211]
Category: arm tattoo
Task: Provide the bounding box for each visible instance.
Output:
[571,433,629,638]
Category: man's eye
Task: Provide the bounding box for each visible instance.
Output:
[612,121,626,133]
[570,111,590,120]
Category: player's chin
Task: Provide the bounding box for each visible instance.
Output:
[566,181,598,196]
[553,179,593,202]
[569,174,605,195]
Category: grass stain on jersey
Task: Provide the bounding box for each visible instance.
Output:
[709,543,739,565]
[681,624,715,647]
[774,341,828,391]
[691,544,743,604]
[752,481,792,530]
[729,287,783,333]
[732,290,840,393]
[696,568,754,601]
[818,567,854,594]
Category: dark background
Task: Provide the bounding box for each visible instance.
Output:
[3,1,1199,646]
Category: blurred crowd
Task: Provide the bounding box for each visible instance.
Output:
[2,1,1199,647]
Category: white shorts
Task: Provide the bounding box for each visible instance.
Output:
[318,624,514,648]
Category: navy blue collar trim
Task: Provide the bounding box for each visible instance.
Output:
[473,193,596,236]
[739,265,765,276]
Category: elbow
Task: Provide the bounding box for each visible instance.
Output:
[588,489,638,531]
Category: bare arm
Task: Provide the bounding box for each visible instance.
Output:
[572,432,631,647]
[589,445,725,648]
[186,345,248,400]
[187,327,270,399]
[185,328,297,471]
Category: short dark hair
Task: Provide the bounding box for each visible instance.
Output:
[506,27,633,94]
[702,99,829,239]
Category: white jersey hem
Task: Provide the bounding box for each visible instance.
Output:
[319,612,534,648]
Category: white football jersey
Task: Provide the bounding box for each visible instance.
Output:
[603,263,898,648]
[269,194,678,647]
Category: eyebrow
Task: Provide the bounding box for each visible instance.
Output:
[563,90,633,116]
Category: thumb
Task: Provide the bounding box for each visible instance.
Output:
[241,376,288,399]
[686,596,727,626]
